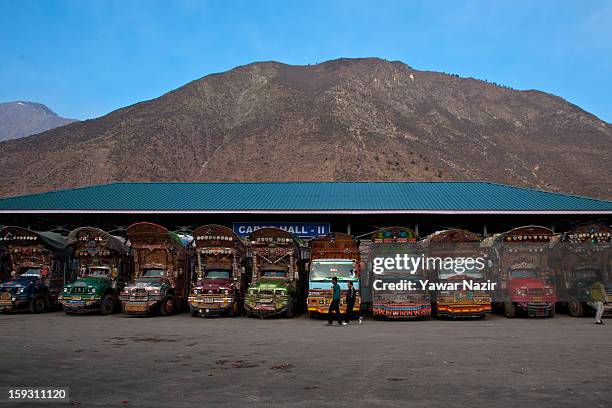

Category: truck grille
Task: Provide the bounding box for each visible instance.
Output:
[71,287,87,294]
[528,288,544,295]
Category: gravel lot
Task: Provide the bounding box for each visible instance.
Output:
[1,311,611,407]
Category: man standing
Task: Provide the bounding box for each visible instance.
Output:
[327,276,344,325]
[590,278,608,325]
[344,281,363,325]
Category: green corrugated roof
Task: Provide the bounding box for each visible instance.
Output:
[0,182,611,213]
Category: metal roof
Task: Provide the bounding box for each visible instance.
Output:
[0,182,611,215]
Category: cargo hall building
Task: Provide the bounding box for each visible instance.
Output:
[0,181,610,239]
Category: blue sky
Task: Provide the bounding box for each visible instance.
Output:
[1,0,611,122]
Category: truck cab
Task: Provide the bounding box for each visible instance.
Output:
[368,227,432,319]
[188,224,247,317]
[120,222,190,317]
[551,224,611,317]
[423,229,491,318]
[244,228,301,318]
[486,226,557,318]
[60,227,131,315]
[0,226,71,313]
[307,233,360,318]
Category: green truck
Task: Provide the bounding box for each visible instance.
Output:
[60,227,131,314]
[244,228,303,318]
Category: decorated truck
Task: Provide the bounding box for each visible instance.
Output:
[244,227,302,318]
[367,226,431,319]
[307,232,360,318]
[550,223,611,317]
[0,226,71,313]
[188,224,247,317]
[484,226,557,318]
[421,229,491,318]
[120,222,190,316]
[60,227,132,314]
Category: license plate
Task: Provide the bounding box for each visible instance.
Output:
[125,304,147,312]
[69,300,85,305]
[532,297,542,303]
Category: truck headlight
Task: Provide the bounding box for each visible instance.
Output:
[224,290,229,295]
[17,287,25,294]
[63,287,69,293]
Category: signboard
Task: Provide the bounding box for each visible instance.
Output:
[233,222,331,238]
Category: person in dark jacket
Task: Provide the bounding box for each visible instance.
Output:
[344,281,362,324]
[327,276,344,325]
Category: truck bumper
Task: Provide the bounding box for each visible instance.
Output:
[307,303,360,314]
[121,301,158,316]
[245,303,287,317]
[435,303,491,318]
[517,302,555,317]
[188,296,234,316]
[373,303,431,318]
[60,297,102,313]
[0,299,29,312]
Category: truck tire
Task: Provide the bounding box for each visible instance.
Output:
[190,307,199,317]
[504,302,516,318]
[100,295,115,315]
[160,296,175,316]
[568,298,583,317]
[548,304,556,318]
[227,301,239,317]
[285,302,295,318]
[29,295,48,314]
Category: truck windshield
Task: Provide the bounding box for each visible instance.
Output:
[17,267,42,277]
[141,268,166,278]
[572,268,601,281]
[204,269,231,279]
[439,263,484,280]
[86,267,110,277]
[310,261,356,281]
[260,269,287,278]
[508,268,538,279]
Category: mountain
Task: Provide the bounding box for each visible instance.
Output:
[0,58,610,199]
[0,101,78,142]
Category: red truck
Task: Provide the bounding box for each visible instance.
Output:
[188,224,247,317]
[483,226,557,317]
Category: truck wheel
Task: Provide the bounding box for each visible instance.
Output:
[160,296,175,316]
[190,307,199,317]
[568,298,583,317]
[100,295,115,315]
[504,302,516,318]
[285,302,295,318]
[29,295,48,314]
[548,304,556,318]
[227,302,239,317]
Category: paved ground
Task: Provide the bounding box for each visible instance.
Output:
[0,310,611,407]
